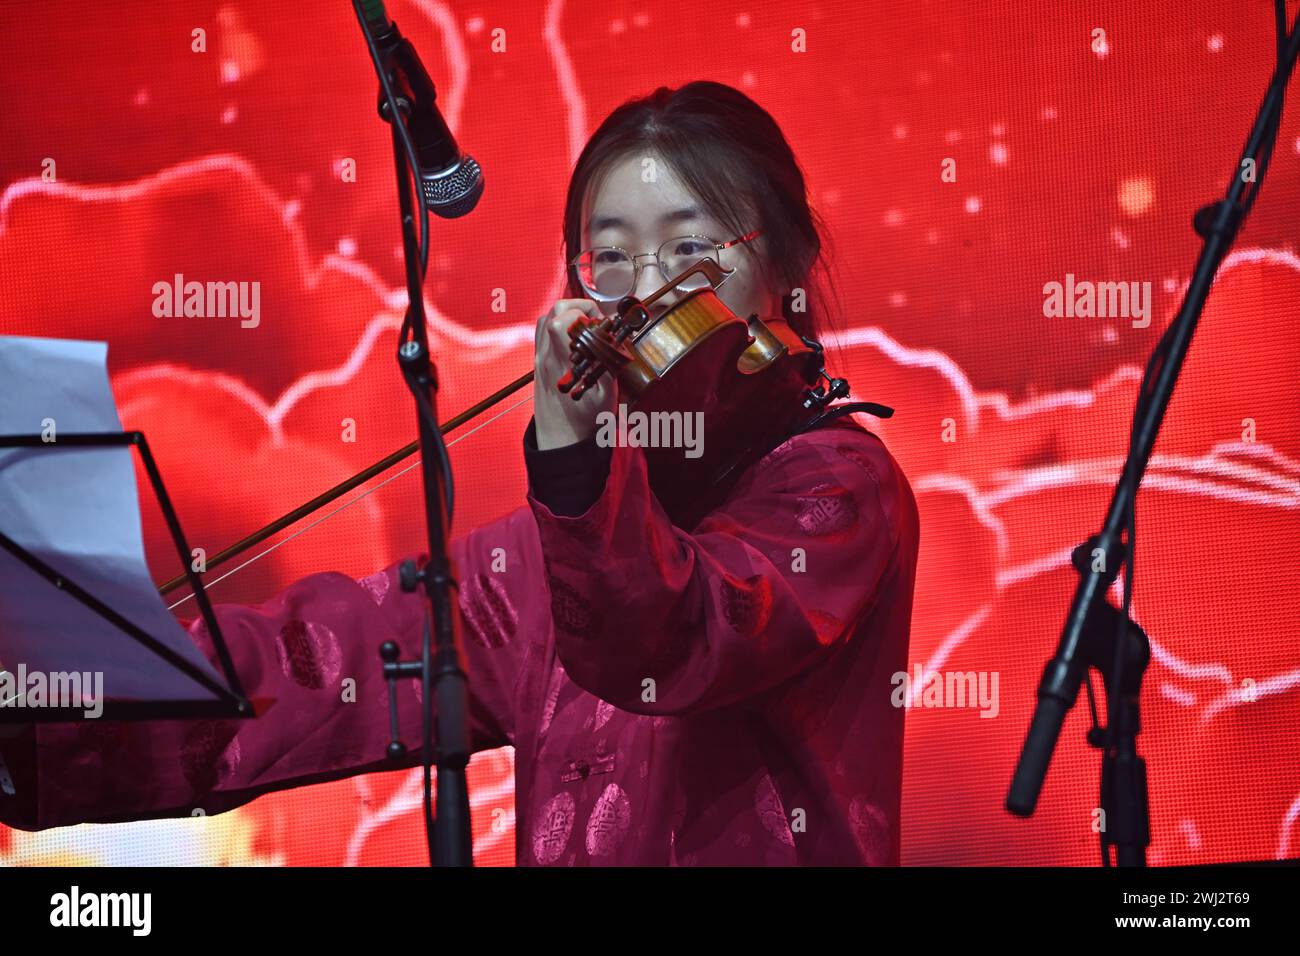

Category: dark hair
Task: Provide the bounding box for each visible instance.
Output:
[562,81,836,342]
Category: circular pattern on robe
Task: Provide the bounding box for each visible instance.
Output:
[754,773,796,847]
[718,573,773,636]
[807,608,846,647]
[848,795,891,864]
[532,792,576,865]
[760,437,798,466]
[180,720,241,794]
[593,698,616,731]
[548,576,599,640]
[538,664,565,735]
[461,573,517,648]
[357,569,390,606]
[585,783,632,857]
[275,619,343,690]
[835,444,881,484]
[794,482,858,537]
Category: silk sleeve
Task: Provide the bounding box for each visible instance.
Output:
[528,427,905,716]
[0,506,541,831]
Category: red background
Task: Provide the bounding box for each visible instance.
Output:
[1,0,1298,865]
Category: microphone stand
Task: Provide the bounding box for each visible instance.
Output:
[1007,7,1299,866]
[355,8,472,867]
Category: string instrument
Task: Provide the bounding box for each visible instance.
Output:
[557,257,892,525]
[157,258,891,597]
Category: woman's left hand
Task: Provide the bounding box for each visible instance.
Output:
[533,298,618,450]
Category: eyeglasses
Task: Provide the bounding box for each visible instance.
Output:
[569,229,763,302]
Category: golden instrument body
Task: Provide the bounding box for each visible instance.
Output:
[559,260,824,524]
[160,262,832,593]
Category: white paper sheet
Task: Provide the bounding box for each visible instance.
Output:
[0,336,228,708]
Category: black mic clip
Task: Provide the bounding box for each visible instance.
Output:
[368,16,484,218]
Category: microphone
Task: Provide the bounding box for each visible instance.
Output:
[360,0,484,218]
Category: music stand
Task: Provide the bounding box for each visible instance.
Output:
[0,430,253,724]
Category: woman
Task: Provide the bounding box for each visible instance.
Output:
[0,82,919,865]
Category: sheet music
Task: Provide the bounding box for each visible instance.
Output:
[0,335,226,709]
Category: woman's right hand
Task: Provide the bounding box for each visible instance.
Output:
[533,298,617,450]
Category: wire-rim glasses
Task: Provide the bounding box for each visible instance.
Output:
[569,229,763,302]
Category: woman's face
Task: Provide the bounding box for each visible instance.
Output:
[579,151,781,322]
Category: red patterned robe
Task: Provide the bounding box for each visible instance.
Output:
[1,416,919,865]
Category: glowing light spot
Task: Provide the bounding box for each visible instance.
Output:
[610,19,626,34]
[1207,34,1224,53]
[736,13,751,28]
[883,208,904,227]
[1111,227,1131,250]
[133,88,150,107]
[338,237,357,257]
[893,124,908,140]
[1102,325,1118,344]
[964,195,982,214]
[216,8,264,81]
[633,13,649,27]
[221,104,238,125]
[1117,176,1155,216]
[822,188,842,206]
[1042,106,1058,121]
[944,130,962,144]
[990,122,1006,137]
[282,200,301,223]
[989,143,1008,165]
[888,291,908,308]
[741,71,757,88]
[926,229,940,245]
[1163,277,1178,293]
[465,17,484,33]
